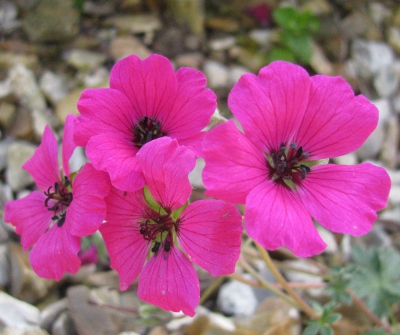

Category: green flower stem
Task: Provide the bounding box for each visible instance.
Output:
[255,243,319,320]
[238,257,298,307]
[199,276,225,305]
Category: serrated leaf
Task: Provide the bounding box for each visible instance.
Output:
[267,46,296,63]
[326,313,342,324]
[320,326,334,335]
[281,31,313,63]
[303,322,321,335]
[273,7,299,31]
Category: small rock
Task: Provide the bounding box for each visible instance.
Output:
[249,29,273,48]
[0,102,16,128]
[310,42,334,75]
[229,46,265,73]
[389,185,400,206]
[228,65,249,86]
[340,11,375,39]
[83,67,109,88]
[0,52,38,69]
[39,71,69,105]
[209,35,236,51]
[333,152,358,165]
[83,0,115,16]
[153,27,185,58]
[206,17,240,33]
[388,26,400,54]
[22,0,79,43]
[0,244,10,287]
[64,49,107,72]
[373,66,399,97]
[317,226,338,253]
[166,0,205,36]
[202,60,229,88]
[40,299,68,332]
[175,53,204,69]
[106,14,162,35]
[217,279,258,316]
[301,0,333,15]
[380,115,399,168]
[109,36,152,61]
[1,327,50,335]
[0,291,40,329]
[6,141,36,191]
[185,306,236,334]
[51,312,77,335]
[354,225,392,249]
[352,39,395,79]
[0,1,20,33]
[55,88,85,124]
[369,2,391,27]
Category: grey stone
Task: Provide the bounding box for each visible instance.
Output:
[340,11,375,39]
[22,0,79,43]
[0,244,10,287]
[109,36,151,61]
[352,40,395,79]
[209,36,236,51]
[354,225,392,249]
[333,152,358,165]
[317,226,338,253]
[106,14,162,35]
[388,26,400,55]
[0,1,20,33]
[373,66,399,98]
[202,60,229,88]
[55,88,84,124]
[217,279,258,316]
[40,299,68,331]
[83,67,109,88]
[189,158,205,189]
[380,115,399,168]
[1,327,49,335]
[249,29,273,47]
[83,0,114,16]
[389,185,400,206]
[175,53,204,69]
[228,65,249,86]
[0,102,16,128]
[166,0,205,36]
[369,2,391,26]
[39,71,68,105]
[51,312,78,335]
[63,49,107,72]
[0,291,40,329]
[6,141,36,191]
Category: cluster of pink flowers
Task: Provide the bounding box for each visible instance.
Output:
[5,54,391,316]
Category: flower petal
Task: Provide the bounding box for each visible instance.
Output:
[4,191,53,250]
[100,187,151,290]
[228,61,310,152]
[29,225,81,280]
[178,200,243,276]
[138,245,199,316]
[66,164,110,237]
[245,182,326,257]
[62,114,78,177]
[136,137,196,211]
[163,67,216,144]
[74,88,136,147]
[294,75,379,159]
[297,163,391,236]
[202,121,267,204]
[110,54,178,121]
[85,133,145,192]
[23,125,60,191]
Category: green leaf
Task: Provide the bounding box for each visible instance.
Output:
[267,46,296,63]
[303,322,321,335]
[143,186,166,215]
[281,31,313,63]
[349,246,400,317]
[273,7,299,31]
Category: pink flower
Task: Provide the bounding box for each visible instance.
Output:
[74,54,216,192]
[100,137,242,316]
[5,115,110,280]
[202,61,391,257]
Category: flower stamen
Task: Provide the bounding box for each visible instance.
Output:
[133,117,166,148]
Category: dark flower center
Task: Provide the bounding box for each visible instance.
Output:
[139,213,179,255]
[44,176,73,227]
[133,116,166,148]
[267,142,311,186]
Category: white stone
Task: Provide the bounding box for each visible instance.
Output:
[209,36,236,51]
[228,65,249,86]
[189,158,205,189]
[249,29,273,47]
[203,60,229,88]
[317,225,338,253]
[39,70,68,104]
[63,49,106,72]
[6,141,36,191]
[217,280,258,316]
[373,66,399,98]
[0,291,40,329]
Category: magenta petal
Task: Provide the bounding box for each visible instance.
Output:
[178,200,243,276]
[86,133,145,192]
[66,164,110,236]
[62,114,78,177]
[228,61,310,151]
[23,125,60,191]
[29,225,81,280]
[110,54,178,121]
[163,67,216,142]
[294,76,379,159]
[100,187,151,290]
[5,191,53,250]
[202,121,267,204]
[138,246,199,316]
[74,88,136,147]
[245,182,326,257]
[297,163,391,236]
[136,137,196,210]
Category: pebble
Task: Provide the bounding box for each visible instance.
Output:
[340,11,375,39]
[1,327,50,335]
[0,1,20,33]
[249,29,274,47]
[209,35,236,51]
[0,244,10,287]
[351,39,395,79]
[228,65,249,86]
[83,0,115,16]
[109,36,152,61]
[55,88,85,124]
[0,102,16,128]
[83,67,109,88]
[175,52,204,69]
[22,0,79,43]
[380,115,399,168]
[0,291,40,329]
[217,279,258,316]
[63,49,107,72]
[106,14,162,35]
[189,158,205,189]
[333,152,358,165]
[202,60,229,88]
[373,66,399,97]
[39,71,69,105]
[6,141,36,191]
[40,299,68,332]
[388,27,400,54]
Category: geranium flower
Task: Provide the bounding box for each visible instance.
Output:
[74,54,216,192]
[202,61,391,257]
[5,115,110,280]
[100,137,243,316]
